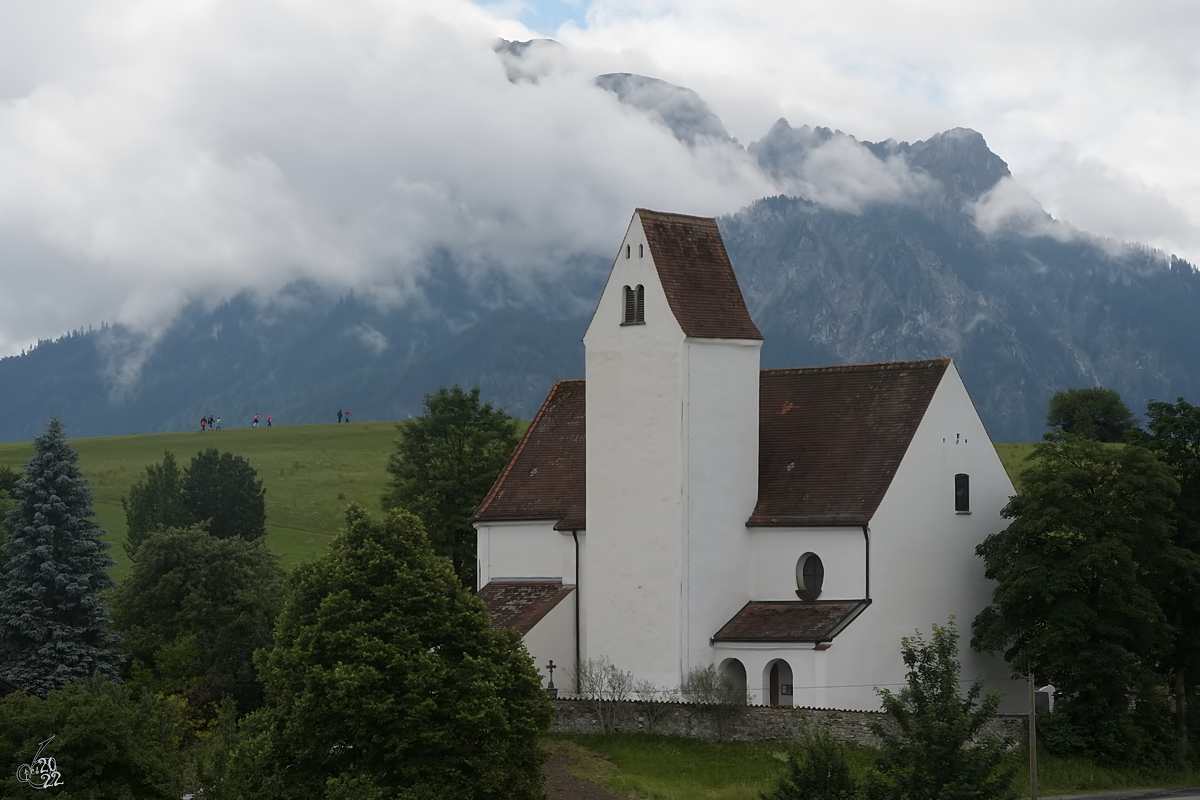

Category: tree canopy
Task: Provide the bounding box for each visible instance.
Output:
[242,504,553,799]
[110,526,285,712]
[122,451,188,557]
[0,676,187,799]
[0,418,120,695]
[1045,387,1137,442]
[972,434,1195,761]
[122,448,266,556]
[382,385,519,588]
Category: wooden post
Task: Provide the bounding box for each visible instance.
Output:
[1029,671,1038,800]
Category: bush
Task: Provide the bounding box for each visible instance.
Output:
[762,727,860,800]
[573,656,635,735]
[681,664,746,740]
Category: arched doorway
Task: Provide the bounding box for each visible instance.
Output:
[764,659,794,706]
[718,658,747,705]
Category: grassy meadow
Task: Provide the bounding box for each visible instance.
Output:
[0,422,401,578]
[995,441,1038,490]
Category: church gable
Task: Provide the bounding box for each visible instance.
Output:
[749,360,950,527]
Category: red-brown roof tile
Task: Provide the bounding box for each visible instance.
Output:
[749,360,949,527]
[638,209,763,340]
[473,379,586,530]
[712,600,871,643]
[479,580,575,635]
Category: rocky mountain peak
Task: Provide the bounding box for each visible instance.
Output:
[594,73,735,146]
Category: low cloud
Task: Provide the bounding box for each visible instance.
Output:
[349,323,389,356]
[970,177,1072,241]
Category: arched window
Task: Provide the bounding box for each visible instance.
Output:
[796,552,823,601]
[622,285,645,325]
[955,473,970,513]
[625,244,631,258]
[639,243,644,257]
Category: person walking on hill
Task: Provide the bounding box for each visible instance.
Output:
[344,409,351,423]
[215,416,221,431]
[208,415,214,430]
[337,409,343,424]
[267,414,273,427]
[253,413,259,428]
[200,416,206,432]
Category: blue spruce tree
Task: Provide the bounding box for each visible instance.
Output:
[0,418,120,695]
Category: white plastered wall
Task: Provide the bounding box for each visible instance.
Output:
[750,527,867,601]
[583,213,687,688]
[476,520,577,590]
[521,591,577,693]
[713,362,1022,711]
[682,337,760,680]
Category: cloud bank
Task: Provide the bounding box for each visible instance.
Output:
[0,0,1197,359]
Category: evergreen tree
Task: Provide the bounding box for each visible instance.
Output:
[122,451,188,558]
[382,385,519,588]
[0,418,120,695]
[242,504,553,798]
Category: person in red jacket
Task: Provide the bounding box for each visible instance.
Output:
[253,413,259,428]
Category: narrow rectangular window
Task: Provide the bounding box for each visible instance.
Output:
[635,284,645,323]
[623,285,635,324]
[955,473,970,513]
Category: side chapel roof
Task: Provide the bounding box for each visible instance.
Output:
[637,209,763,340]
[473,379,586,530]
[478,580,575,635]
[473,360,949,530]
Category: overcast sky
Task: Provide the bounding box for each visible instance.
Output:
[0,0,1196,358]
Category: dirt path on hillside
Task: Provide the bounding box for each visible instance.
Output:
[543,741,635,800]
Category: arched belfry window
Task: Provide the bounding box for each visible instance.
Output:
[955,473,970,513]
[622,284,645,325]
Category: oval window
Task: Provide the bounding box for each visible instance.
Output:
[795,553,824,601]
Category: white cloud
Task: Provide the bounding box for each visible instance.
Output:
[0,0,1198,359]
[349,323,389,356]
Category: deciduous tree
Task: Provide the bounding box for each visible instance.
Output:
[242,505,553,799]
[122,451,188,557]
[1046,387,1137,442]
[872,620,1015,800]
[110,526,285,711]
[382,385,518,588]
[121,449,267,552]
[972,435,1193,762]
[0,418,120,695]
[182,449,266,542]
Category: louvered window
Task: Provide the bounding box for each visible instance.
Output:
[622,285,645,325]
[955,473,970,513]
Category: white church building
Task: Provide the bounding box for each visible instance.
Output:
[473,208,1021,710]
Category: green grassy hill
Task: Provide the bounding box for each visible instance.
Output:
[0,422,400,578]
[2,424,1030,582]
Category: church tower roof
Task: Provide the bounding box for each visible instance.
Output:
[637,209,763,340]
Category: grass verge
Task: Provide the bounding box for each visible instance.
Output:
[551,734,1200,799]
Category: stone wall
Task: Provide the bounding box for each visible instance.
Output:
[550,699,1028,747]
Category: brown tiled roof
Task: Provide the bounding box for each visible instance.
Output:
[638,209,763,340]
[473,380,586,530]
[749,360,949,527]
[712,599,871,643]
[479,580,575,635]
